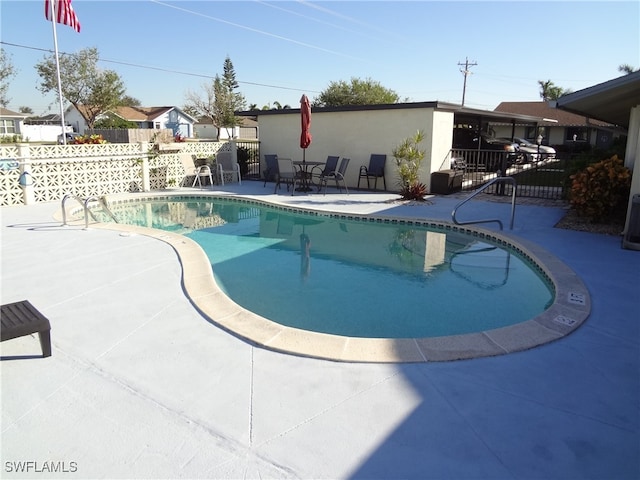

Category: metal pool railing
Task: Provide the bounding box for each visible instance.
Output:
[61,194,118,230]
[452,177,518,230]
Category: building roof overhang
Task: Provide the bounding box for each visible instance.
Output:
[552,71,640,128]
[240,101,548,125]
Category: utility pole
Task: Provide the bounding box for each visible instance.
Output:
[458,57,477,106]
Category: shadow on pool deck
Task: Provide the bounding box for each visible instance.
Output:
[1,182,638,479]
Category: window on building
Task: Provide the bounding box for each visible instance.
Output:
[0,119,16,134]
[565,127,588,142]
[525,126,549,142]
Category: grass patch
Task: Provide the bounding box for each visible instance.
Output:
[512,168,565,187]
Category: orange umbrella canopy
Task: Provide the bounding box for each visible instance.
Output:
[300,94,312,151]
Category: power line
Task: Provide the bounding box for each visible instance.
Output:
[0,40,320,95]
[457,57,477,106]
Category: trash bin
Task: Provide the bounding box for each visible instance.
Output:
[430,170,463,195]
[622,194,640,251]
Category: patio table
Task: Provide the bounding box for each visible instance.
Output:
[293,160,324,192]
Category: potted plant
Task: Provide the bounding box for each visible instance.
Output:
[392,130,428,201]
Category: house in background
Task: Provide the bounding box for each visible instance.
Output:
[24,113,62,125]
[492,101,623,150]
[65,106,196,138]
[194,116,258,140]
[0,109,77,142]
[0,108,28,138]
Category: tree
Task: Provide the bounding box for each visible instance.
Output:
[93,112,137,129]
[118,95,141,107]
[253,101,291,110]
[273,101,291,110]
[220,56,246,136]
[222,57,239,91]
[0,49,16,107]
[35,47,126,128]
[184,56,246,140]
[314,77,400,107]
[19,106,34,115]
[538,79,571,101]
[618,64,638,74]
[181,104,199,118]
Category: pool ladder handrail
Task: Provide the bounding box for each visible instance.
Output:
[452,177,517,230]
[62,194,118,229]
[449,246,512,289]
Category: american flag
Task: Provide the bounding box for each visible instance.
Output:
[45,0,81,33]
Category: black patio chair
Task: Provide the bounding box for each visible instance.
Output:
[274,158,304,195]
[321,157,350,195]
[311,155,339,191]
[263,154,279,187]
[357,154,387,190]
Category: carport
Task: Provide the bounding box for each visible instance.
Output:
[552,70,640,247]
[244,102,548,193]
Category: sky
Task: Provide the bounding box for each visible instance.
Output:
[1,0,639,115]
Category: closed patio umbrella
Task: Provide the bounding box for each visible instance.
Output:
[300,94,312,163]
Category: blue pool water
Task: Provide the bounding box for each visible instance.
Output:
[100,198,554,338]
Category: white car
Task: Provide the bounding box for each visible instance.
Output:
[501,137,556,162]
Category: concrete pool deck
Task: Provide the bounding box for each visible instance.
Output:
[1,182,639,479]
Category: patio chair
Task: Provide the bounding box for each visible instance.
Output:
[216,151,242,186]
[179,154,213,188]
[274,157,303,195]
[263,154,279,187]
[1,300,52,357]
[320,157,350,195]
[357,154,387,191]
[311,155,339,191]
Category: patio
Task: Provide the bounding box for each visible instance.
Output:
[1,182,638,479]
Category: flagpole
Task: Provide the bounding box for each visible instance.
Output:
[49,0,68,145]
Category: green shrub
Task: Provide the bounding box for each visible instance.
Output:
[0,134,23,143]
[73,134,108,144]
[399,182,428,201]
[569,155,631,223]
[392,130,427,201]
[236,146,251,176]
[93,113,137,129]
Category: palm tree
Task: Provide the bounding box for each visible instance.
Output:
[538,80,569,101]
[618,64,637,74]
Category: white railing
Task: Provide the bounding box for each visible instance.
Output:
[0,141,232,207]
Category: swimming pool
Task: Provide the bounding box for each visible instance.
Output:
[85,193,591,362]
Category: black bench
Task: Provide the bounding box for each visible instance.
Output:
[1,300,52,357]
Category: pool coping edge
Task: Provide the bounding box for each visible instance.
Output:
[74,191,591,363]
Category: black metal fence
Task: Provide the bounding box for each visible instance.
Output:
[238,141,601,200]
[450,149,600,200]
[235,140,261,179]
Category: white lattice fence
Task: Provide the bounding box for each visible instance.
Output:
[0,141,230,206]
[30,158,142,202]
[0,168,23,206]
[1,144,25,206]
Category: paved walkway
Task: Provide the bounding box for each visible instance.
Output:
[1,183,638,479]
